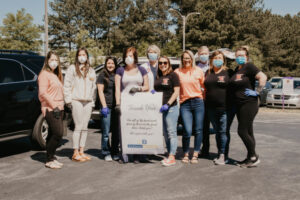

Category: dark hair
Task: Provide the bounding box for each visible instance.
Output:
[75,47,90,78]
[103,56,118,88]
[157,56,173,78]
[208,50,227,74]
[123,47,138,65]
[41,51,63,82]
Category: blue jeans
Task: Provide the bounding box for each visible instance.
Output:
[163,105,179,155]
[207,107,227,154]
[180,98,205,154]
[101,108,112,156]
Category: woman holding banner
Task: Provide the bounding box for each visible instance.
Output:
[228,46,267,168]
[154,56,180,166]
[115,47,149,163]
[97,56,119,161]
[175,50,205,164]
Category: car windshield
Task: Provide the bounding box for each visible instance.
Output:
[271,78,281,83]
[275,80,300,89]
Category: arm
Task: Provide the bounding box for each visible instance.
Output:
[91,70,97,106]
[255,71,267,93]
[115,74,121,105]
[97,83,107,108]
[141,74,149,92]
[167,87,180,105]
[38,72,56,109]
[64,66,75,104]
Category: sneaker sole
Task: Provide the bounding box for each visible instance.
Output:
[162,162,176,167]
[240,159,261,168]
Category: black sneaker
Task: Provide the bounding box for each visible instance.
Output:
[240,156,260,168]
[235,158,249,166]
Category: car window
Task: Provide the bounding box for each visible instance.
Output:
[271,78,281,83]
[23,66,35,80]
[0,59,24,83]
[294,81,300,89]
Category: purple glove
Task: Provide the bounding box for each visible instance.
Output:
[244,88,258,97]
[101,107,109,118]
[160,104,169,113]
[150,89,156,94]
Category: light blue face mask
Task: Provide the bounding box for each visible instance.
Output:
[213,59,223,68]
[199,55,209,63]
[236,56,246,65]
[148,53,158,61]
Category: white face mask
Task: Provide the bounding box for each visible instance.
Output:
[78,56,87,64]
[49,61,58,70]
[125,56,134,65]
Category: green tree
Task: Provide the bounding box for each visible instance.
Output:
[0,8,41,51]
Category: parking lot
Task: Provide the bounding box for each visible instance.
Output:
[1,108,300,200]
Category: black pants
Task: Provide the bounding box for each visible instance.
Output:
[45,110,63,162]
[236,101,258,158]
[110,110,120,155]
[201,103,210,154]
[225,105,236,158]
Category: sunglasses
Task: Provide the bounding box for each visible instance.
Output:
[158,61,168,65]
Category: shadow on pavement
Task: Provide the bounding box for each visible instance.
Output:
[0,136,32,158]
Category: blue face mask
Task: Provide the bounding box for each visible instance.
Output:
[213,59,223,68]
[236,56,246,65]
[199,55,209,63]
[148,53,158,61]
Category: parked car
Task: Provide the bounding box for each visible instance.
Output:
[266,78,300,108]
[0,50,61,149]
[269,77,282,88]
[255,81,272,106]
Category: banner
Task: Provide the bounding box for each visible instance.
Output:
[120,92,164,154]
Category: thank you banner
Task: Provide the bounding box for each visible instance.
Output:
[121,92,164,154]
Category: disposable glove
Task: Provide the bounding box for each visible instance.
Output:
[244,88,258,97]
[160,104,169,113]
[101,107,109,118]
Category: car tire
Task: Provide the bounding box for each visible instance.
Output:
[31,114,48,150]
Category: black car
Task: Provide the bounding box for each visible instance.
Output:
[0,50,52,149]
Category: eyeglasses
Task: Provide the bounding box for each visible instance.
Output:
[183,57,191,61]
[158,61,168,65]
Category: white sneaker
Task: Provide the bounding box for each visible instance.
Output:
[214,154,226,165]
[53,160,63,167]
[104,155,113,161]
[45,161,62,169]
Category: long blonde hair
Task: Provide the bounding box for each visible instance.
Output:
[180,50,196,68]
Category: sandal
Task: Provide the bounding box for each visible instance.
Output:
[79,152,91,161]
[181,154,190,164]
[190,153,199,164]
[72,152,86,162]
[45,161,62,169]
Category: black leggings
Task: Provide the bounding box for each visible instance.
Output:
[236,101,258,158]
[45,110,63,162]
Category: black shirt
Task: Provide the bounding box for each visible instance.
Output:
[154,72,180,106]
[204,69,231,110]
[228,63,260,105]
[96,71,115,108]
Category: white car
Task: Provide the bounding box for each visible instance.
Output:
[269,77,282,88]
[266,78,300,108]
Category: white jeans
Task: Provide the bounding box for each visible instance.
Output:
[72,100,93,149]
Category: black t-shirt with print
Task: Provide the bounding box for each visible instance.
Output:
[154,72,180,106]
[96,71,115,108]
[204,69,230,110]
[228,63,260,105]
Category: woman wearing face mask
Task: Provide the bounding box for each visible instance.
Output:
[97,57,119,161]
[64,47,96,162]
[204,51,232,165]
[38,51,64,169]
[174,50,205,164]
[154,56,180,166]
[228,46,267,168]
[141,45,160,91]
[115,47,149,163]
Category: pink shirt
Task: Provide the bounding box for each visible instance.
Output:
[38,70,64,116]
[175,67,205,104]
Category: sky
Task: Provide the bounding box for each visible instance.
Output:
[0,0,299,26]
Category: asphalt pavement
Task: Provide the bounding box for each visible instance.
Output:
[1,108,300,200]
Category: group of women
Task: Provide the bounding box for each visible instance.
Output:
[37,45,267,169]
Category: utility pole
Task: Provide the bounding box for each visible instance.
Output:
[168,9,200,51]
[44,0,48,55]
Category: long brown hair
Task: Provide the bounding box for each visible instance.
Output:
[41,51,63,82]
[75,47,90,78]
[208,50,227,74]
[157,56,173,78]
[123,46,138,64]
